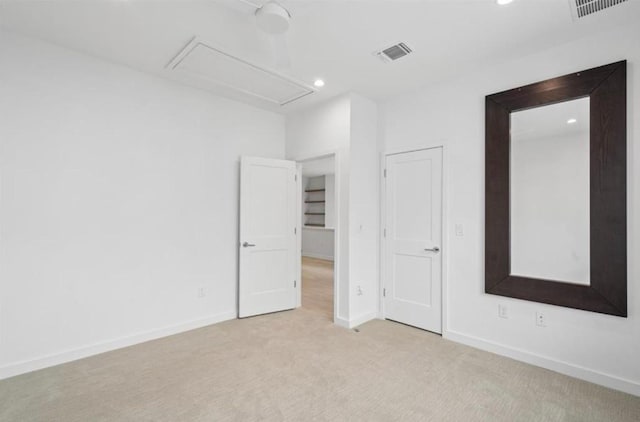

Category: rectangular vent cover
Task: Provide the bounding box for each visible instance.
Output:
[570,0,627,19]
[167,38,313,106]
[376,43,412,63]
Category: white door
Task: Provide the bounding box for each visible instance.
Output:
[239,156,298,318]
[383,148,443,333]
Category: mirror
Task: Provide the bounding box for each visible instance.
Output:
[510,98,590,285]
[485,61,627,316]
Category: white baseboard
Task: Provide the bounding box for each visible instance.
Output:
[0,310,236,381]
[302,252,334,261]
[335,316,351,329]
[444,329,640,397]
[334,312,378,329]
[350,311,378,328]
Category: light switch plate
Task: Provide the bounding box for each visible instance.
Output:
[498,304,508,319]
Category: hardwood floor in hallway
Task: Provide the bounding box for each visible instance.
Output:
[301,256,333,321]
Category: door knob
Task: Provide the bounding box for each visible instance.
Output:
[242,242,256,248]
[424,246,440,253]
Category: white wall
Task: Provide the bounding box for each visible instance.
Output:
[302,228,335,261]
[348,94,379,323]
[286,95,351,158]
[0,32,285,378]
[380,23,640,395]
[325,174,336,228]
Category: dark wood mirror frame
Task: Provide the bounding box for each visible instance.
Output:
[485,60,627,317]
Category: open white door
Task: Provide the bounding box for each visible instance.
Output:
[239,156,298,318]
[383,148,443,333]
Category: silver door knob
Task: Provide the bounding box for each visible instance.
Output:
[242,242,256,248]
[424,246,440,252]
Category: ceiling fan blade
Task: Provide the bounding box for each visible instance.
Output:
[236,0,263,10]
[272,34,291,70]
[225,0,263,15]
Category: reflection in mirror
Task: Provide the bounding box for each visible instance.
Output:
[510,98,590,285]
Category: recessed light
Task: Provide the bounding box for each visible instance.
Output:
[497,0,513,5]
[313,79,325,88]
[567,118,577,124]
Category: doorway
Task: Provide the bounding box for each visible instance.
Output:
[297,155,336,322]
[382,147,443,333]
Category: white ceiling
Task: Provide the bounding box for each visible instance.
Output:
[1,0,639,114]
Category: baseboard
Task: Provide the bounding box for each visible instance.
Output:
[444,329,640,397]
[334,312,378,329]
[334,316,351,329]
[350,311,378,328]
[0,310,236,381]
[302,252,334,261]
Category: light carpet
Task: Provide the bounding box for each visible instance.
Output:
[1,260,639,421]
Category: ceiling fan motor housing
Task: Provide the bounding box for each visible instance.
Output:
[255,1,290,34]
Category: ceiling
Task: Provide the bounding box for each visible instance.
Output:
[1,0,638,114]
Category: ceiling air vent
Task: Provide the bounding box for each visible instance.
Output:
[376,42,412,63]
[569,0,627,20]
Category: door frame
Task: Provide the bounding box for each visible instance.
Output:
[379,145,449,334]
[292,150,341,324]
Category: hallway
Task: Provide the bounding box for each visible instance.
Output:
[301,257,333,322]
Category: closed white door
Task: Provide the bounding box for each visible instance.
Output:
[383,148,443,333]
[239,156,297,318]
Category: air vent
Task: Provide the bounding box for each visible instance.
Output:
[569,0,627,19]
[167,37,314,106]
[376,43,412,63]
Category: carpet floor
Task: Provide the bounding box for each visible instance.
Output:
[1,259,639,421]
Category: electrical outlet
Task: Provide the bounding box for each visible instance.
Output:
[536,311,546,327]
[498,304,508,319]
[356,285,363,296]
[197,287,206,298]
[455,224,464,237]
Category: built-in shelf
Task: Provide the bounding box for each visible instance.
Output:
[304,176,327,228]
[303,225,334,231]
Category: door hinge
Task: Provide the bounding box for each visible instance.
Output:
[383,169,387,178]
[383,228,386,237]
[294,280,297,288]
[383,288,386,297]
[295,174,298,182]
[294,227,297,235]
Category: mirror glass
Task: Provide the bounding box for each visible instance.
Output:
[510,98,590,285]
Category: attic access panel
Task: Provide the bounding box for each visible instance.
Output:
[168,38,314,106]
